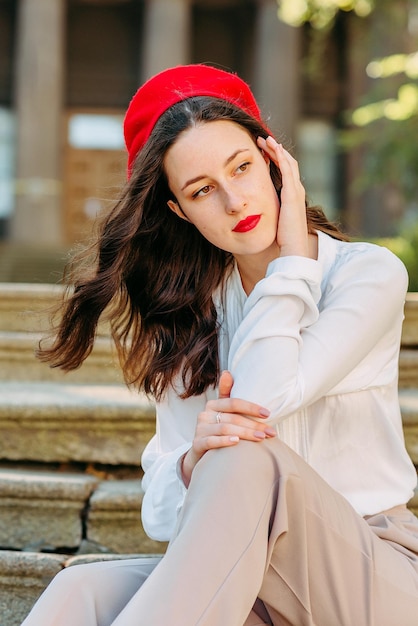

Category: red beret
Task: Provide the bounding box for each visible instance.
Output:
[123,64,264,177]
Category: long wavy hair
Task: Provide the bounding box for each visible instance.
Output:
[38,96,348,399]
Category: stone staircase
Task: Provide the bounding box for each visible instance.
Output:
[0,283,167,626]
[0,284,418,625]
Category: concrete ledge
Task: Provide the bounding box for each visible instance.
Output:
[0,550,160,626]
[0,470,98,550]
[403,294,418,346]
[87,480,167,554]
[3,283,417,343]
[400,389,418,465]
[0,382,155,465]
[0,550,66,626]
[0,282,109,336]
[398,349,418,388]
[0,469,164,557]
[2,327,416,388]
[0,282,65,334]
[409,489,418,516]
[0,331,122,384]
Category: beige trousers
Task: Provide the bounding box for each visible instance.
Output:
[22,438,418,626]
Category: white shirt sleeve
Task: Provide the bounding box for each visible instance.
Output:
[141,387,210,541]
[228,243,408,420]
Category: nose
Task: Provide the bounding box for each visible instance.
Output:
[222,187,247,214]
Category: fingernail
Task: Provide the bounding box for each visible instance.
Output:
[265,427,277,437]
[255,431,266,439]
[259,408,270,417]
[229,436,240,442]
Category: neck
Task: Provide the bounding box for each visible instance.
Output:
[235,233,318,296]
[234,244,280,296]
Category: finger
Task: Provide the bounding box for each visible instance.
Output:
[256,136,279,165]
[199,435,240,452]
[258,137,302,193]
[216,420,276,440]
[206,397,270,419]
[265,137,301,182]
[218,370,234,399]
[197,415,276,440]
[210,410,275,432]
[197,422,275,453]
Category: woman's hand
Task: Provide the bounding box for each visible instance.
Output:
[257,136,309,258]
[181,371,276,487]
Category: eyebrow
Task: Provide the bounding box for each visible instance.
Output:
[181,148,250,191]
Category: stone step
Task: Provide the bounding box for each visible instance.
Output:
[0,282,65,334]
[0,244,69,285]
[2,490,418,626]
[1,284,418,387]
[1,283,418,343]
[0,475,416,625]
[399,389,418,466]
[409,486,418,516]
[0,331,122,384]
[0,550,65,626]
[1,382,417,467]
[0,382,155,465]
[0,469,98,552]
[0,282,109,336]
[1,328,417,387]
[0,551,154,626]
[398,349,418,389]
[0,468,166,556]
[403,293,418,346]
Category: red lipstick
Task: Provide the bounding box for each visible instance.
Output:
[232,214,261,233]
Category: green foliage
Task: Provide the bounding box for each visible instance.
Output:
[277,0,374,30]
[340,52,418,200]
[340,112,418,201]
[277,0,418,207]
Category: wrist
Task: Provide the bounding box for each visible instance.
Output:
[180,449,198,488]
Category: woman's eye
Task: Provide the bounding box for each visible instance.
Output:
[237,162,250,173]
[193,185,211,198]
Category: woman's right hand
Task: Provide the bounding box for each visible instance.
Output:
[257,136,309,258]
[181,371,276,486]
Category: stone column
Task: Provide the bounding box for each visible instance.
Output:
[141,0,191,81]
[12,0,65,244]
[253,0,301,144]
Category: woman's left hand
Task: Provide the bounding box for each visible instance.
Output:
[257,135,309,258]
[180,371,275,487]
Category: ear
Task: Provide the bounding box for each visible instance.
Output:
[167,199,190,222]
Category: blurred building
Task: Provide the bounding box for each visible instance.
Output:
[0,0,410,281]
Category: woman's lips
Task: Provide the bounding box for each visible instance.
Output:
[232,214,261,233]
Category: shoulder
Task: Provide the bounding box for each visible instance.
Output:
[319,234,409,307]
[331,237,407,285]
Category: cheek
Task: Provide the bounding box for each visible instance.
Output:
[193,220,220,242]
[181,202,219,231]
[178,209,212,238]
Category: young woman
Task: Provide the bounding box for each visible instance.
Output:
[22,64,418,626]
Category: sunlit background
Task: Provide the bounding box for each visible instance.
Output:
[0,0,417,286]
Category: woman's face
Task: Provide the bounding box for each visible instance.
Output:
[164,120,280,263]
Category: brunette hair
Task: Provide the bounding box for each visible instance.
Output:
[38,97,348,399]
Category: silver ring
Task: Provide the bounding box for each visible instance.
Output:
[215,411,222,424]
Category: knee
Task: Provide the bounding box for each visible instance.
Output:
[47,561,97,594]
[194,438,292,488]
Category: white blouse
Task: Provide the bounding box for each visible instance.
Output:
[141,230,417,542]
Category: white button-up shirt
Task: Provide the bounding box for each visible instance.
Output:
[141,230,417,541]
